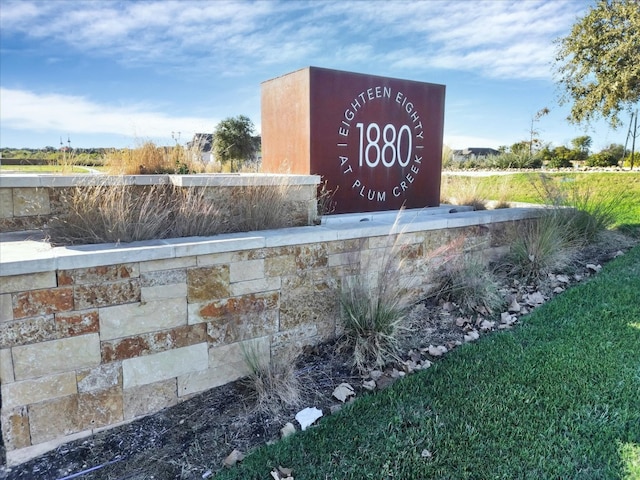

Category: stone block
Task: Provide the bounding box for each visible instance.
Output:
[122,342,208,389]
[0,348,14,383]
[189,292,279,324]
[139,256,196,273]
[271,324,319,358]
[58,264,139,286]
[0,315,57,349]
[123,378,177,420]
[0,188,13,219]
[77,363,122,393]
[1,406,30,450]
[0,271,57,295]
[101,323,207,362]
[74,280,140,310]
[178,337,270,396]
[230,259,264,283]
[12,333,101,380]
[229,277,281,297]
[206,309,279,347]
[279,275,339,331]
[195,252,234,267]
[29,395,80,444]
[186,265,230,302]
[12,287,74,319]
[141,283,187,302]
[264,252,302,277]
[78,386,123,430]
[1,372,77,409]
[140,268,187,287]
[13,187,50,216]
[5,430,92,467]
[0,293,13,322]
[54,309,100,337]
[99,297,187,341]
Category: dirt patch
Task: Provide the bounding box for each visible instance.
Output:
[1,234,636,480]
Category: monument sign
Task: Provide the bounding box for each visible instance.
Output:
[261,67,445,214]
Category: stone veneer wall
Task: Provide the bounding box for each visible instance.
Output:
[0,174,320,233]
[0,206,541,466]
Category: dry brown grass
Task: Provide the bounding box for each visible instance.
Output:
[232,178,306,232]
[46,176,309,245]
[103,141,206,174]
[242,342,303,415]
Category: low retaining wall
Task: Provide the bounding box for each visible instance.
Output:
[0,206,540,466]
[0,174,320,233]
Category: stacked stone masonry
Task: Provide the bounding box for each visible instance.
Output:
[0,203,541,466]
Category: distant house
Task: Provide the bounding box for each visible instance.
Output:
[452,147,500,162]
[187,133,214,163]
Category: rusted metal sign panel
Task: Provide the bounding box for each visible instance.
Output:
[262,67,445,214]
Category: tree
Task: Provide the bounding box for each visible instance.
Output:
[555,0,640,128]
[212,115,257,172]
[570,135,592,159]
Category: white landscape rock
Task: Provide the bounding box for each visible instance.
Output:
[464,330,480,342]
[480,319,495,331]
[362,380,376,391]
[332,382,356,402]
[508,298,521,313]
[524,291,545,306]
[295,407,323,431]
[427,345,448,357]
[280,422,296,439]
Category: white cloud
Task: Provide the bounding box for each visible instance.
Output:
[0,0,586,80]
[0,88,214,140]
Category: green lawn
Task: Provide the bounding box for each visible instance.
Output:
[215,244,640,479]
[450,171,640,231]
[0,164,98,173]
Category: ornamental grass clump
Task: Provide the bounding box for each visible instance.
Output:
[339,216,417,372]
[430,251,504,315]
[234,176,306,232]
[507,210,579,282]
[48,182,176,245]
[241,342,303,416]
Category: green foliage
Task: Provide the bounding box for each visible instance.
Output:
[586,151,619,167]
[546,145,575,168]
[212,115,257,172]
[570,135,592,157]
[623,152,640,168]
[555,0,640,128]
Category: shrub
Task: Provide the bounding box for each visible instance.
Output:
[547,156,573,169]
[486,152,542,169]
[586,151,618,167]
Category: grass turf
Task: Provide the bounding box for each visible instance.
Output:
[214,245,640,479]
[450,172,640,232]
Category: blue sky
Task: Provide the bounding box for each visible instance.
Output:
[0,0,630,151]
